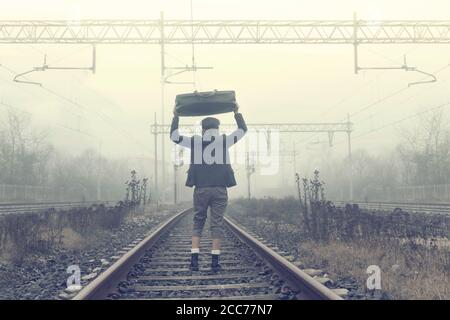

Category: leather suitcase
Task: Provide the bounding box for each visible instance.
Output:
[175,90,237,116]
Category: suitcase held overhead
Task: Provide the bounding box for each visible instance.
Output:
[175,90,237,117]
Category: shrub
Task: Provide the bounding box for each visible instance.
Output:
[0,201,136,263]
[230,198,450,243]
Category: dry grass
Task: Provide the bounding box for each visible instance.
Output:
[60,227,88,250]
[0,202,135,262]
[300,239,450,300]
[230,198,450,300]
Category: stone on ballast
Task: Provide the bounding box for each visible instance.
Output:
[100,259,110,266]
[65,285,82,294]
[302,268,323,277]
[331,288,349,297]
[81,273,98,281]
[314,276,334,286]
[59,292,77,300]
[284,255,296,262]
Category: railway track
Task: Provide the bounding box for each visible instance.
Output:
[334,200,450,215]
[0,201,117,215]
[73,208,342,300]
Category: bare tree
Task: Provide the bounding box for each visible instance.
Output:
[0,110,52,185]
[397,108,450,186]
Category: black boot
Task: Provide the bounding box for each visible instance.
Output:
[211,254,221,272]
[190,253,199,271]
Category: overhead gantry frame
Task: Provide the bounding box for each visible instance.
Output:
[3,14,450,200]
[153,120,354,199]
[2,18,450,45]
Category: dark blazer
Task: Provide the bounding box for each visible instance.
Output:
[170,113,247,188]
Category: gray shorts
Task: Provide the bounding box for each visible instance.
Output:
[192,186,228,239]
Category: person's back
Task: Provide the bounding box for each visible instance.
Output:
[170,106,247,271]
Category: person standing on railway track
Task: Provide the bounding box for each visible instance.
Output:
[170,105,247,272]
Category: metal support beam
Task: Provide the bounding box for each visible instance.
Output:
[151,122,352,134]
[153,113,158,206]
[159,11,166,203]
[2,19,450,44]
[353,12,359,74]
[347,114,353,201]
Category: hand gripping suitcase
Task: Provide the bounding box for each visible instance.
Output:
[175,90,237,117]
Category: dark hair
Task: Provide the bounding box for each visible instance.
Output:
[201,117,220,129]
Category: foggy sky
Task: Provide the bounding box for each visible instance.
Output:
[1,0,450,184]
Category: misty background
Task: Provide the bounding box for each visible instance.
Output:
[1,0,450,203]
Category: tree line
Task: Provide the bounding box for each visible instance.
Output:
[0,109,130,201]
[323,109,450,201]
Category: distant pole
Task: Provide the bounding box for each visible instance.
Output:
[174,167,177,204]
[246,152,255,199]
[293,142,297,174]
[173,147,183,204]
[246,153,251,199]
[142,180,147,206]
[96,140,102,201]
[353,12,359,74]
[160,11,166,202]
[347,114,353,200]
[153,112,159,205]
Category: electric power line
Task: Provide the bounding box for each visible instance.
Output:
[346,63,450,120]
[358,74,450,125]
[297,62,450,149]
[0,63,150,153]
[0,100,98,139]
[334,100,450,145]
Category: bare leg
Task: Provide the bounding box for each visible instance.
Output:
[212,238,221,251]
[210,187,227,272]
[192,235,200,250]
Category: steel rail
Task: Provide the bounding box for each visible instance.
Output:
[224,217,342,300]
[74,208,342,300]
[333,200,450,214]
[0,201,118,215]
[73,208,193,300]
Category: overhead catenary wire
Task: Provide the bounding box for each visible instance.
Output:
[316,83,450,148]
[190,0,197,90]
[298,57,417,147]
[46,45,93,66]
[0,66,84,119]
[0,63,150,153]
[359,45,423,68]
[296,77,379,146]
[317,77,378,120]
[38,86,149,151]
[333,100,450,145]
[0,100,98,139]
[357,68,450,125]
[345,61,450,121]
[297,61,450,149]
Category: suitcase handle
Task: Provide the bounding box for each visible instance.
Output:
[195,89,218,98]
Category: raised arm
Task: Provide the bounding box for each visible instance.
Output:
[170,114,192,148]
[226,106,247,146]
